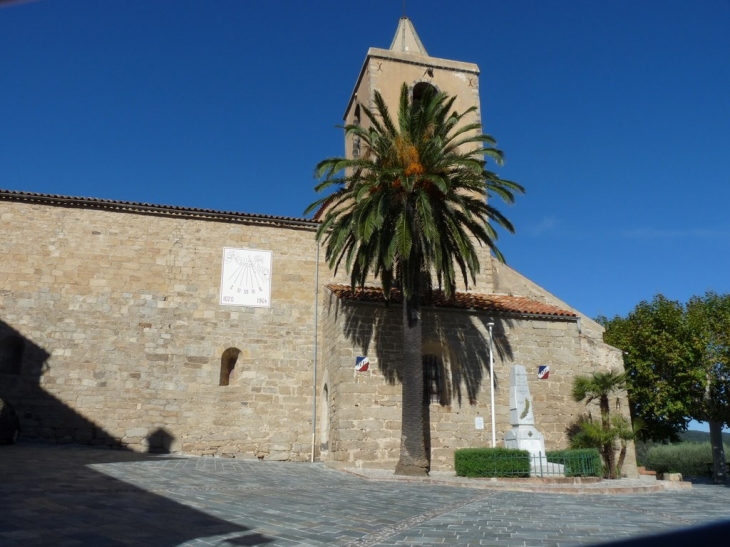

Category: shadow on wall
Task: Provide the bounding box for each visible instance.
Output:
[0,320,186,454]
[334,295,514,406]
[148,427,175,454]
[0,320,272,545]
[0,319,122,446]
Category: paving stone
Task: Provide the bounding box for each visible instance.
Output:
[1,443,730,546]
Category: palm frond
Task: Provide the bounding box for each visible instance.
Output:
[305,80,524,300]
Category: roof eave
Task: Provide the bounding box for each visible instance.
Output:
[0,189,320,229]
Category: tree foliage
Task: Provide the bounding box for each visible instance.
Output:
[306,83,523,475]
[306,83,524,298]
[597,296,694,442]
[598,292,730,483]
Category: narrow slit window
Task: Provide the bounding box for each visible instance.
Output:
[422,354,442,405]
[219,348,241,386]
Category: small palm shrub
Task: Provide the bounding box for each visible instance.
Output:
[455,448,530,478]
[646,442,730,476]
[570,370,638,478]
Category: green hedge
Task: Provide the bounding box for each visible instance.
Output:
[454,447,530,478]
[546,449,602,477]
[646,442,730,476]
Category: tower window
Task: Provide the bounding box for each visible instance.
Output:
[412,82,438,110]
[320,383,330,452]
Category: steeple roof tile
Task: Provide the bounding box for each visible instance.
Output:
[389,16,428,56]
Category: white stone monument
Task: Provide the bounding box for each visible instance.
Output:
[503,365,562,476]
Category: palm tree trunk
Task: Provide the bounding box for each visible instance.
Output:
[617,441,627,478]
[394,292,429,476]
[598,394,620,478]
[602,442,616,479]
[600,396,610,431]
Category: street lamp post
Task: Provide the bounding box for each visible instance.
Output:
[487,321,496,448]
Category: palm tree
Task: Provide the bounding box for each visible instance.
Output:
[571,370,630,478]
[305,83,524,476]
[615,415,641,475]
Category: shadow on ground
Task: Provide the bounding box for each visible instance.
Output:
[0,442,271,546]
[688,476,730,488]
[0,320,273,547]
[1,321,272,545]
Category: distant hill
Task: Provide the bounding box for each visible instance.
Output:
[680,430,730,444]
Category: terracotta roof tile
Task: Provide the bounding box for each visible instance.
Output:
[327,284,577,319]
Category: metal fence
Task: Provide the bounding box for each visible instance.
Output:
[532,451,601,478]
[458,452,601,478]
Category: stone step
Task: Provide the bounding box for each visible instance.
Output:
[637,466,657,481]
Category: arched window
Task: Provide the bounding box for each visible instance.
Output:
[354,104,361,125]
[422,354,444,405]
[320,384,330,452]
[219,347,241,386]
[412,82,438,110]
[0,336,24,375]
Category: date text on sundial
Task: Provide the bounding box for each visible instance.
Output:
[219,248,272,307]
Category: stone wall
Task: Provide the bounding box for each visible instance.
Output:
[0,196,637,476]
[0,199,322,459]
[321,289,638,476]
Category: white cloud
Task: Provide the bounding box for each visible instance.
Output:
[527,215,558,236]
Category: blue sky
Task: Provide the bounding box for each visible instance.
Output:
[1,1,729,431]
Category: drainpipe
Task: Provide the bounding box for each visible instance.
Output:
[310,243,320,462]
[488,321,496,448]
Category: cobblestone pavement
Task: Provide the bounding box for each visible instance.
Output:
[1,443,729,547]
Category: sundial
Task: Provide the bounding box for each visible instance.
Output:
[219,247,272,307]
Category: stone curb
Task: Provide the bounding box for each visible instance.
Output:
[342,468,693,495]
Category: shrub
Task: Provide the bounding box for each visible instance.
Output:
[634,439,664,467]
[646,442,730,476]
[454,447,530,478]
[546,449,602,477]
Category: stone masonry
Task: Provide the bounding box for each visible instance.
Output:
[0,197,323,460]
[0,192,637,476]
[320,288,637,474]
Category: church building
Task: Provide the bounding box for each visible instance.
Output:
[0,18,637,476]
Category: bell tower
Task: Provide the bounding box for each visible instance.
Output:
[343,17,495,292]
[344,17,483,160]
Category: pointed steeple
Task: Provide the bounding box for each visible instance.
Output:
[389,16,428,56]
